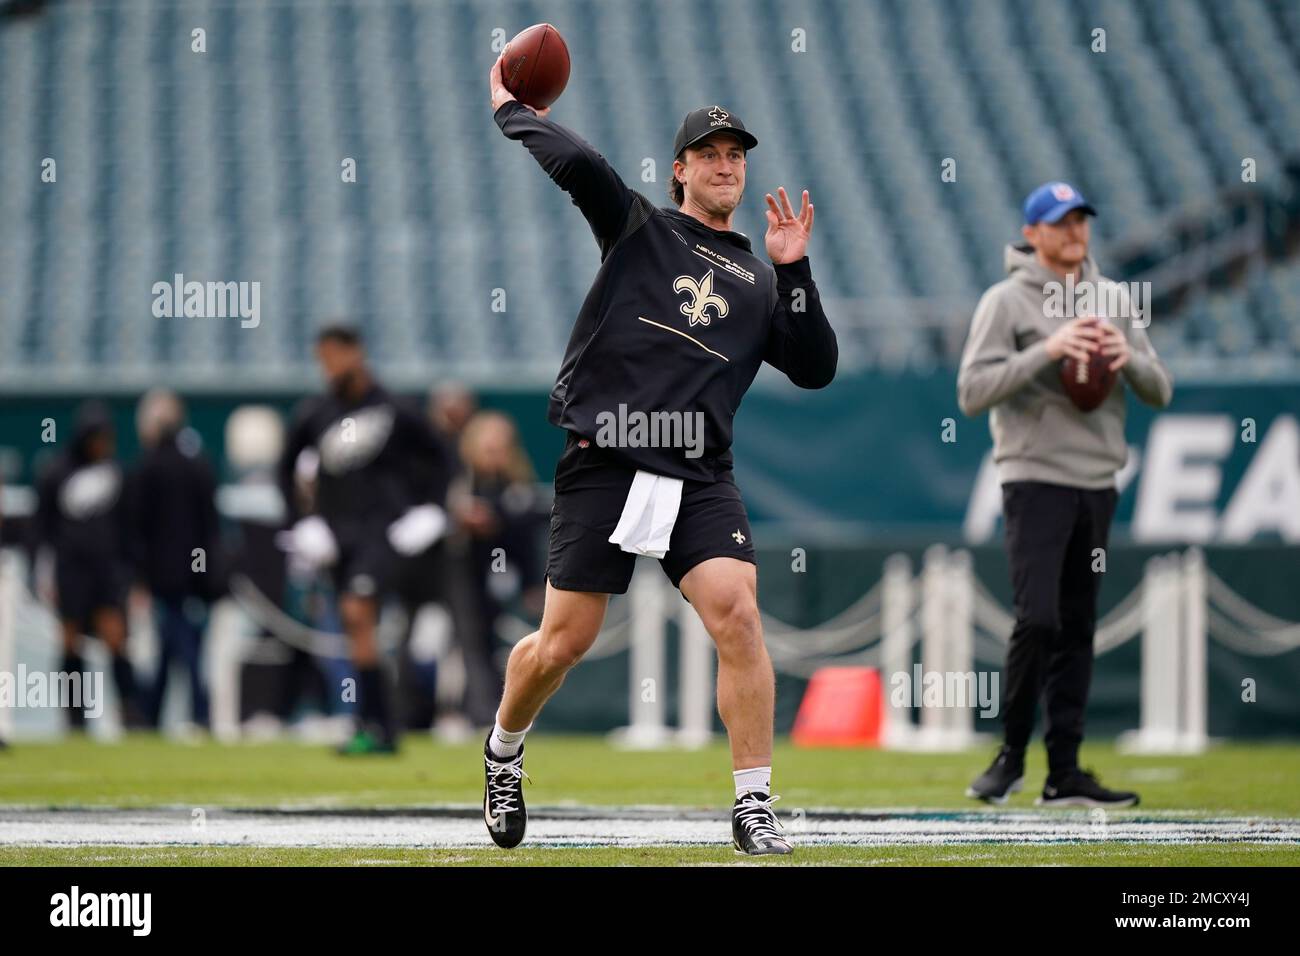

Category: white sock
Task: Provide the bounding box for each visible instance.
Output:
[734,766,772,798]
[488,714,531,759]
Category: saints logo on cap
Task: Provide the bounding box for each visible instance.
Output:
[709,106,730,126]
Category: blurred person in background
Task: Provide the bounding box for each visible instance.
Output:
[457,411,545,655]
[390,383,490,738]
[428,383,478,453]
[397,385,520,738]
[33,401,143,731]
[278,325,453,754]
[126,389,221,733]
[430,411,546,736]
[958,182,1172,808]
[225,406,332,734]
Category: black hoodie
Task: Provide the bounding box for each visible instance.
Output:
[279,382,451,531]
[127,429,223,600]
[495,101,838,481]
[34,404,128,563]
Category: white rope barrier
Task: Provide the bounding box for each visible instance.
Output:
[7,541,1300,753]
[1207,608,1300,656]
[1206,572,1300,650]
[227,574,352,658]
[760,576,885,636]
[763,609,885,659]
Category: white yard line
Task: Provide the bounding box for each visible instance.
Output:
[1,808,1297,848]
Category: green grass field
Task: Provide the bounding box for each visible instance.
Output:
[2,734,1298,866]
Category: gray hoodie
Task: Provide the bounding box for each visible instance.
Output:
[957,243,1174,490]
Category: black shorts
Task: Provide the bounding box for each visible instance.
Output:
[56,554,128,627]
[329,520,400,599]
[546,432,756,594]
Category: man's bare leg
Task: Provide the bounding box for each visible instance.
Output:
[679,557,790,854]
[495,581,609,733]
[679,557,772,771]
[484,581,608,848]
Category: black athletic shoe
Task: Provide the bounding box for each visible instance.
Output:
[965,745,1025,804]
[732,791,793,856]
[483,740,529,848]
[1035,767,1139,808]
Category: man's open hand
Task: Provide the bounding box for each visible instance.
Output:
[490,54,550,118]
[765,187,813,264]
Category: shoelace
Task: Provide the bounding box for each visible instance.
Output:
[485,755,531,816]
[735,792,785,841]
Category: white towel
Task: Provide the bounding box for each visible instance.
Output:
[608,470,684,559]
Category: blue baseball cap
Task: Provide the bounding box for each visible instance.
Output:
[1023,181,1097,225]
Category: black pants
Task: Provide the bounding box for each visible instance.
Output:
[1000,480,1118,773]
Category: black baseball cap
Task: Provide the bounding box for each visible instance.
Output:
[673,105,758,158]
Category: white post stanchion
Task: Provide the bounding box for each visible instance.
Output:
[913,546,980,750]
[676,601,714,749]
[609,561,671,748]
[881,553,914,748]
[1180,547,1208,753]
[207,598,247,742]
[946,549,976,748]
[1150,554,1179,751]
[1123,552,1191,753]
[918,544,950,748]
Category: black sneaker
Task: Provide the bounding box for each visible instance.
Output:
[732,791,793,856]
[483,740,529,848]
[965,745,1024,804]
[1036,767,1139,808]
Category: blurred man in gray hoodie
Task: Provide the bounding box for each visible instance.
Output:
[957,181,1172,808]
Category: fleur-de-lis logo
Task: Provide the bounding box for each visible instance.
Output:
[673,269,729,328]
[708,105,729,124]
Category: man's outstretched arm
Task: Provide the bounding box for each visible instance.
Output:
[490,55,633,255]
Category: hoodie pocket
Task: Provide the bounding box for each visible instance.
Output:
[1028,400,1125,479]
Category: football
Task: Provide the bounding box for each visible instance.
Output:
[502,23,571,110]
[1059,326,1118,412]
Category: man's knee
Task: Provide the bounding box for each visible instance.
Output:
[706,589,764,656]
[536,619,599,672]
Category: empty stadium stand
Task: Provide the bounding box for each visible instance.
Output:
[1,0,1298,390]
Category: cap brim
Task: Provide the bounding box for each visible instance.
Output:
[678,127,758,154]
[1039,199,1097,224]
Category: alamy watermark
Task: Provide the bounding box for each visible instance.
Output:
[0,666,104,718]
[594,404,706,459]
[50,886,151,936]
[890,665,1000,718]
[1043,276,1150,328]
[151,273,260,328]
